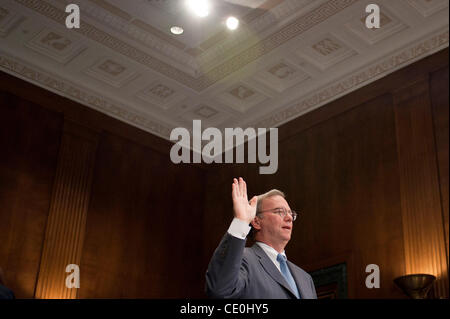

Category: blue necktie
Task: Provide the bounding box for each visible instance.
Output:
[277,253,300,298]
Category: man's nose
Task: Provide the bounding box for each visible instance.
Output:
[284,211,293,222]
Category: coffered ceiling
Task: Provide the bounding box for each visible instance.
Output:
[0,0,448,142]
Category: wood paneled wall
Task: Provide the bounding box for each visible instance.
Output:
[0,49,448,299]
[0,91,62,298]
[34,121,98,299]
[0,71,206,298]
[77,132,205,298]
[393,78,448,298]
[430,66,449,280]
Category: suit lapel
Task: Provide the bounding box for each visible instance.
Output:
[287,260,308,298]
[251,244,298,298]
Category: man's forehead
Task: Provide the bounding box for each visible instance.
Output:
[261,195,290,209]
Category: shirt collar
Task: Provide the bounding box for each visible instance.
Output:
[255,241,286,261]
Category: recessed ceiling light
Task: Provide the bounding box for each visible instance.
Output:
[170,26,184,35]
[226,16,239,30]
[186,0,210,17]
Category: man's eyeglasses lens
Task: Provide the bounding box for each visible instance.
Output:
[258,209,298,221]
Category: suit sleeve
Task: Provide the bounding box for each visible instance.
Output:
[205,232,250,299]
[309,275,318,299]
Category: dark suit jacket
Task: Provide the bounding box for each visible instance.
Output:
[0,284,15,299]
[206,232,317,299]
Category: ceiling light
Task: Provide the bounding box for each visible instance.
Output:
[226,16,239,30]
[170,26,184,35]
[186,0,210,17]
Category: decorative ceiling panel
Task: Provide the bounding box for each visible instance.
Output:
[25,27,86,64]
[407,0,449,17]
[345,6,408,45]
[297,34,358,70]
[0,3,24,37]
[254,59,310,93]
[136,80,186,111]
[84,56,139,88]
[0,0,448,146]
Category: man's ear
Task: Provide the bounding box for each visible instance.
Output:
[251,216,261,230]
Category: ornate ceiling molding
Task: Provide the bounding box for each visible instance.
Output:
[0,51,173,139]
[13,0,358,92]
[1,30,447,141]
[251,29,449,128]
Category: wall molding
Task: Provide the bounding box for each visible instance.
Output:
[0,30,447,143]
[34,121,98,299]
[393,79,448,298]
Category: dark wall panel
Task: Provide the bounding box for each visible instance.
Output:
[0,73,206,298]
[0,91,62,298]
[430,66,449,269]
[78,132,205,298]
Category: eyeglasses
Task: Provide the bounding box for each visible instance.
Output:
[257,208,298,221]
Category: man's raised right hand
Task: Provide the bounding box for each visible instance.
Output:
[232,177,257,224]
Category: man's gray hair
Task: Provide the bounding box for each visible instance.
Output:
[256,189,286,213]
[248,189,286,240]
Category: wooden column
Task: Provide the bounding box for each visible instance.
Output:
[34,121,98,299]
[430,67,449,280]
[393,78,448,298]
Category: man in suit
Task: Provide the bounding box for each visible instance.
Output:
[205,177,317,299]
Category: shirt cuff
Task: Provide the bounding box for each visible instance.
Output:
[227,217,252,240]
